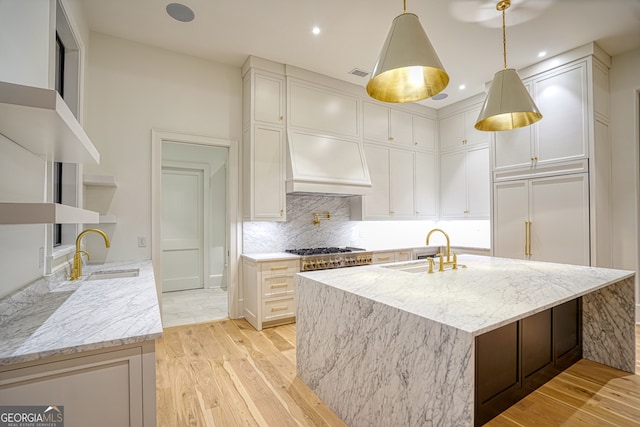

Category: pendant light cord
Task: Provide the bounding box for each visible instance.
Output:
[403,0,407,14]
[502,6,507,69]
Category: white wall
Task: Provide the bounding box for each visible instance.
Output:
[609,47,640,320]
[83,32,242,261]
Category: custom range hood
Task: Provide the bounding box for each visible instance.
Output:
[286,130,372,196]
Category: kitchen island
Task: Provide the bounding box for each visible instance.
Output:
[0,260,162,427]
[296,255,636,426]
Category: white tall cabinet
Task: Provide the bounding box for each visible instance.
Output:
[242,58,286,221]
[353,100,438,220]
[492,43,611,267]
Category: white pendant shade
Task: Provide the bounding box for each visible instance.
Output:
[366,13,449,103]
[475,68,542,131]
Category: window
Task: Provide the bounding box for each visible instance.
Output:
[55,32,65,97]
[53,162,63,247]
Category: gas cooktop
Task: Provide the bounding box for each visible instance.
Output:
[285,247,364,256]
[285,247,372,271]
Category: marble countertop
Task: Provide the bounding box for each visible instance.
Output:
[298,255,634,336]
[0,260,163,366]
[241,252,301,262]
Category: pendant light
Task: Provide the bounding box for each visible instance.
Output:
[475,0,542,131]
[366,0,449,103]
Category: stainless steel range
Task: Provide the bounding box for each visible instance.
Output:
[285,247,373,271]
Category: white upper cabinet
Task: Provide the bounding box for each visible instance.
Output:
[389,109,413,147]
[254,73,285,125]
[440,146,490,219]
[363,102,390,143]
[439,105,488,152]
[415,152,438,218]
[389,149,415,216]
[363,101,436,150]
[413,115,437,152]
[360,144,390,218]
[493,62,588,171]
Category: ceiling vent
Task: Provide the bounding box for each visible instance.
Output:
[348,68,369,78]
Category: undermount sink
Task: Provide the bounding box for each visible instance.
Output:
[383,261,431,274]
[86,268,140,281]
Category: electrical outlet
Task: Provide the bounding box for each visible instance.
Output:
[138,236,147,247]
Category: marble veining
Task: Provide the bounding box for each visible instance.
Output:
[296,255,636,426]
[243,194,359,253]
[297,278,474,426]
[0,260,162,366]
[298,255,634,336]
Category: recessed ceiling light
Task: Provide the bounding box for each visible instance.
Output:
[166,3,194,22]
[312,26,321,35]
[538,51,547,58]
[432,93,448,101]
[459,84,466,90]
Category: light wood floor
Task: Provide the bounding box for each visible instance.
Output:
[157,320,640,426]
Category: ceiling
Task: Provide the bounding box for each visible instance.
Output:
[80,0,640,109]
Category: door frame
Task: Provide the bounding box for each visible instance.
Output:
[151,130,241,319]
[161,161,210,291]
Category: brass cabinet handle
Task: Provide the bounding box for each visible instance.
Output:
[270,265,288,271]
[415,141,418,145]
[279,115,284,121]
[270,282,288,289]
[531,156,538,161]
[464,210,470,214]
[389,136,395,141]
[528,221,533,256]
[271,306,288,312]
[280,209,284,216]
[462,139,467,144]
[377,256,391,261]
[399,251,410,255]
[524,221,533,256]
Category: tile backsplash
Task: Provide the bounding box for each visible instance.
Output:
[242,194,491,253]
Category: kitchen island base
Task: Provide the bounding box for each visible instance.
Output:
[296,256,636,426]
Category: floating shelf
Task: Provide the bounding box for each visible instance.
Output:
[0,81,100,164]
[83,174,117,187]
[87,213,117,225]
[0,203,99,224]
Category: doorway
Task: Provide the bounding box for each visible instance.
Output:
[151,130,240,327]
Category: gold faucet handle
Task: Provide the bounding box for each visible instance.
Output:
[428,258,434,274]
[436,253,444,272]
[452,252,458,270]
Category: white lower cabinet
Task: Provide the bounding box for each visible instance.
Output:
[242,258,298,331]
[440,145,490,219]
[0,343,156,427]
[395,249,412,262]
[493,173,590,265]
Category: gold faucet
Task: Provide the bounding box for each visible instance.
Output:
[70,229,110,280]
[426,228,451,264]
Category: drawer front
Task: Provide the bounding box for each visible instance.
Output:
[262,297,296,322]
[259,259,299,276]
[372,251,395,264]
[262,274,295,298]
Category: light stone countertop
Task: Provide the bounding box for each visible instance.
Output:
[297,254,634,336]
[0,260,162,366]
[241,252,301,262]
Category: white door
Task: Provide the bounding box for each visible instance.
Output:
[161,167,204,292]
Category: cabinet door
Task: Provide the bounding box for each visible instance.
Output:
[535,64,588,164]
[253,125,285,220]
[389,109,413,147]
[389,149,415,217]
[439,113,465,151]
[415,152,437,218]
[493,82,534,170]
[440,151,467,217]
[466,146,490,218]
[363,144,390,217]
[493,180,529,260]
[529,174,590,265]
[395,250,412,261]
[463,106,488,147]
[413,115,436,151]
[363,102,390,143]
[254,73,284,125]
